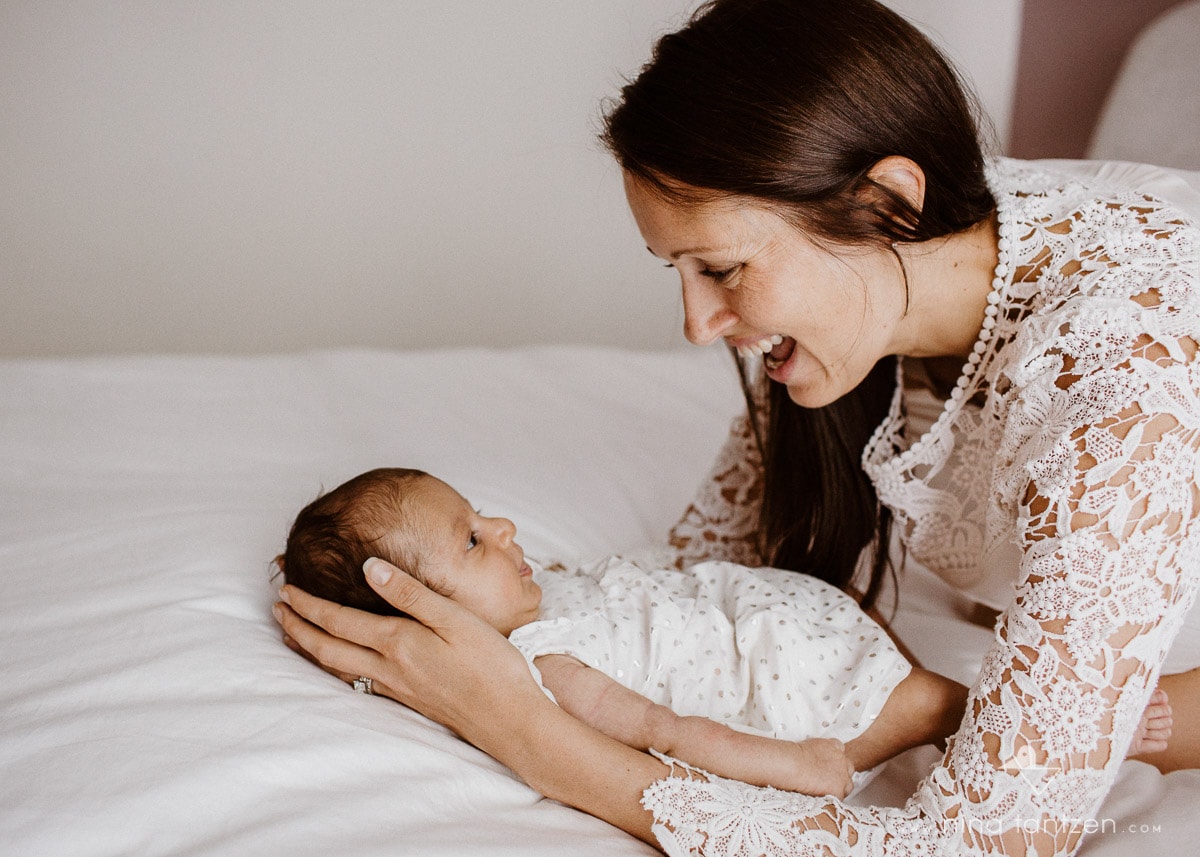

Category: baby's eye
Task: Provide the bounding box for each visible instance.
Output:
[467,532,479,551]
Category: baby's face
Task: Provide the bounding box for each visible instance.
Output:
[396,476,541,636]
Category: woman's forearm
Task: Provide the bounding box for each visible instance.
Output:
[651,714,853,797]
[473,691,669,846]
[533,655,853,799]
[275,576,670,846]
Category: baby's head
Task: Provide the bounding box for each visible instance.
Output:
[278,468,542,635]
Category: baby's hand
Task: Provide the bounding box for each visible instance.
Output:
[771,737,856,798]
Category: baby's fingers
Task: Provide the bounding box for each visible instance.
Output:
[1143,689,1173,731]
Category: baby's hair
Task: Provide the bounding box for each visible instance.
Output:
[276,467,429,617]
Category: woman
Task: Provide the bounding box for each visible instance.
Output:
[274,0,1200,853]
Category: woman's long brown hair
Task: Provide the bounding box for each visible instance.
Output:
[602,0,997,609]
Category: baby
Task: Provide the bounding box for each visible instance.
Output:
[277,468,1171,795]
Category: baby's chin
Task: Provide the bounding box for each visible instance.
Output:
[501,607,542,638]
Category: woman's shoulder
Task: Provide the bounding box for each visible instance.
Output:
[989,156,1200,234]
[980,161,1200,443]
[987,157,1200,335]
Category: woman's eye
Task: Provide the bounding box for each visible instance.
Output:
[701,266,739,286]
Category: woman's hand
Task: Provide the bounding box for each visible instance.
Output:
[274,557,671,845]
[273,557,545,746]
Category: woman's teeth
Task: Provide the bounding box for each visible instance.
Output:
[736,334,783,360]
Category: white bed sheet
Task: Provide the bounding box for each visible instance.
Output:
[1,345,1197,855]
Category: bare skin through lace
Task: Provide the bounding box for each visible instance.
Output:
[650,159,1200,856]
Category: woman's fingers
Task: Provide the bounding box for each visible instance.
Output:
[279,558,477,658]
[361,557,463,636]
[279,583,399,650]
[281,628,397,699]
[275,559,539,739]
[274,562,491,707]
[274,600,389,685]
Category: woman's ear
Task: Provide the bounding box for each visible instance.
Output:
[865,155,926,213]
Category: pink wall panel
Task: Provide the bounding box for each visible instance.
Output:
[1009,0,1187,158]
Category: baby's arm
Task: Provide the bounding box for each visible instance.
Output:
[533,654,854,797]
[842,666,969,771]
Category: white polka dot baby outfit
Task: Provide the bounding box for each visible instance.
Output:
[508,556,910,743]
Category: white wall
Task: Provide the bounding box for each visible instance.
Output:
[890,0,1024,149]
[0,1,1021,357]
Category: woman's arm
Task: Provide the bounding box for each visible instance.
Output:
[274,564,668,845]
[640,317,1200,853]
[277,289,1200,855]
[534,654,855,797]
[666,411,766,568]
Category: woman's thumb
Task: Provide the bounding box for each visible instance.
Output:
[364,557,396,588]
[363,556,445,622]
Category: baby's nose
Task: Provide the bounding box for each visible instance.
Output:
[494,516,516,545]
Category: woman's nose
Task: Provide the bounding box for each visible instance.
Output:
[681,277,737,346]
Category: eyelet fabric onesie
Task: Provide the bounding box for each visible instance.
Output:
[509,556,910,744]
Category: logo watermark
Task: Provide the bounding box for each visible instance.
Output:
[910,747,1166,839]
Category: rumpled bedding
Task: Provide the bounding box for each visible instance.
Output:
[1,345,1195,855]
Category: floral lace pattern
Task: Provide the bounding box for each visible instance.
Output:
[646,159,1200,856]
[667,411,765,569]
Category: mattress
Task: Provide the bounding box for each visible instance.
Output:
[1,345,1196,855]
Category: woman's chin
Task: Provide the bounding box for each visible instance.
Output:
[785,382,836,409]
[777,376,844,410]
[766,344,836,408]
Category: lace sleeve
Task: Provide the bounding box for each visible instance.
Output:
[666,410,765,569]
[643,311,1200,854]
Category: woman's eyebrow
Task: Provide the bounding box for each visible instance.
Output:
[646,244,720,260]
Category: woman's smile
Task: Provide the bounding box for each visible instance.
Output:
[624,171,912,408]
[760,335,798,378]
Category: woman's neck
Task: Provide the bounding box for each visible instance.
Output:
[894,213,1000,364]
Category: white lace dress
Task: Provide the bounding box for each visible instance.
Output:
[644,158,1200,856]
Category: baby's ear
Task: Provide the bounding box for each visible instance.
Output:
[270,554,286,579]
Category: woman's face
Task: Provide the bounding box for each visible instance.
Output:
[624,172,908,408]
